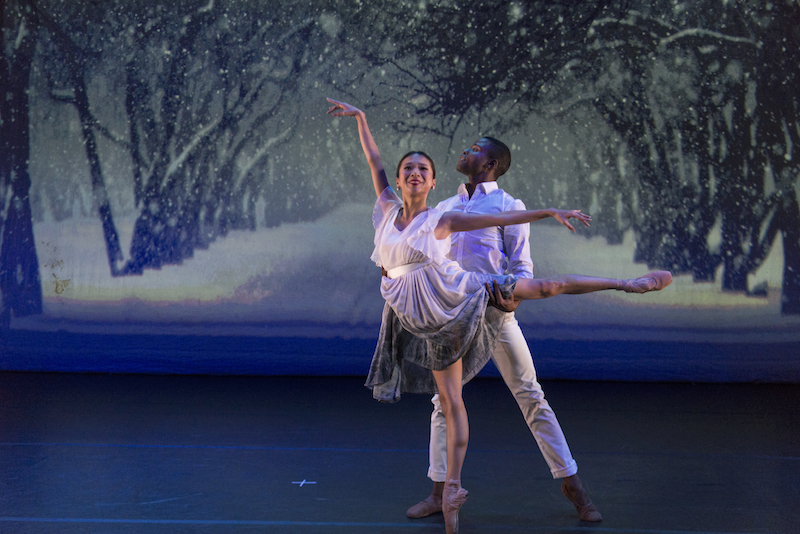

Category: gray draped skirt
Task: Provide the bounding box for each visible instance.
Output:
[365,275,517,402]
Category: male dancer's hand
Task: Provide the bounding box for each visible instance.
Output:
[486,280,520,312]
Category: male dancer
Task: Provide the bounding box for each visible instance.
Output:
[405,136,602,522]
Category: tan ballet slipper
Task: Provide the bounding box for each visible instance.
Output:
[406,494,442,518]
[618,270,673,293]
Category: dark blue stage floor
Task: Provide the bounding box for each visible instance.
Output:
[1,372,798,533]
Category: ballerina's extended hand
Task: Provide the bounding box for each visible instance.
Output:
[550,209,591,232]
[327,98,361,117]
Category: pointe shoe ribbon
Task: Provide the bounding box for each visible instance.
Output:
[561,480,602,522]
[619,270,672,293]
[443,480,469,534]
[406,495,442,518]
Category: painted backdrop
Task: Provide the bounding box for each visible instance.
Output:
[2,0,799,381]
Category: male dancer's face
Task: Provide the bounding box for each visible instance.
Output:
[456,138,493,180]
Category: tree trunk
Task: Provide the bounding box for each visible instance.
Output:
[0,3,43,324]
[719,209,749,292]
[72,70,125,276]
[779,197,800,315]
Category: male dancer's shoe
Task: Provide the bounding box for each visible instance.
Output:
[406,495,442,518]
[561,480,603,522]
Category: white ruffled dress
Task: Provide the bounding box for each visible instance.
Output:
[365,187,517,402]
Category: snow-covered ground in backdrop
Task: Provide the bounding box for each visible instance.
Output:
[15,202,800,344]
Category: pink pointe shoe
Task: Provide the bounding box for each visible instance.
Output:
[618,271,672,293]
[442,480,468,534]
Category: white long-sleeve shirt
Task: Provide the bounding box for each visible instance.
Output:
[435,181,533,279]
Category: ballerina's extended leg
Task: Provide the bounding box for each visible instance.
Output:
[512,271,673,300]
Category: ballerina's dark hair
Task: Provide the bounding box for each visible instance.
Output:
[396,151,436,179]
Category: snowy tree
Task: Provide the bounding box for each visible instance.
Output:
[37,0,343,275]
[556,1,800,313]
[35,2,127,275]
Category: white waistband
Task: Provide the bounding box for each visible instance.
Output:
[385,259,432,279]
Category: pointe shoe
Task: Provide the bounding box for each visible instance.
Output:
[561,480,602,522]
[406,495,442,518]
[619,270,672,293]
[442,480,469,534]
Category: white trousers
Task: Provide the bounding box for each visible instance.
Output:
[427,314,578,481]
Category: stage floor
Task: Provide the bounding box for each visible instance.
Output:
[1,372,798,533]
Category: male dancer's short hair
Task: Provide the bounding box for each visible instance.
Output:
[481,137,511,177]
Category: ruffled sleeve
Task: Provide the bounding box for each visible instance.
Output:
[406,207,451,264]
[372,186,401,229]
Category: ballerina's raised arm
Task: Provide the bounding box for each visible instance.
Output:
[327,98,389,198]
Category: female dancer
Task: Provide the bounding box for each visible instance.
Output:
[327,98,670,533]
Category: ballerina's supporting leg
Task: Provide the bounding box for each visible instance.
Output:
[431,360,470,534]
[513,271,672,300]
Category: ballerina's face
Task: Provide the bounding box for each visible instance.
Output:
[396,153,436,197]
